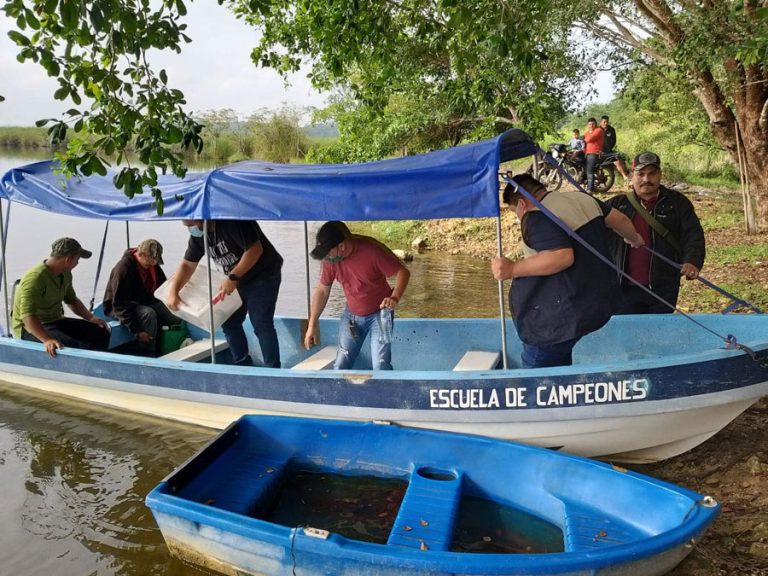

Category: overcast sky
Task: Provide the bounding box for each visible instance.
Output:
[0,2,327,126]
[1,4,614,127]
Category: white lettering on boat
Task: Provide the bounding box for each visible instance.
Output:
[429,388,501,409]
[427,380,648,409]
[535,379,648,406]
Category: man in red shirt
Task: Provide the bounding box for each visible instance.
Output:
[305,221,410,370]
[583,117,604,194]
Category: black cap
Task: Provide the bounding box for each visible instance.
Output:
[632,151,661,171]
[311,221,350,260]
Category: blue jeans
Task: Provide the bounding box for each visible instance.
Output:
[521,337,581,368]
[222,272,281,367]
[335,306,393,370]
[585,153,599,192]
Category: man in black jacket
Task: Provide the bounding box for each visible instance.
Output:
[600,115,630,183]
[103,239,180,356]
[607,152,706,314]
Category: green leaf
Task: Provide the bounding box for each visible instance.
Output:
[59,0,80,30]
[7,30,30,46]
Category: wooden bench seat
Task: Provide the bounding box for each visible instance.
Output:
[159,338,229,362]
[291,346,338,370]
[453,350,501,371]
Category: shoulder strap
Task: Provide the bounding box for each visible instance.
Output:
[625,191,682,254]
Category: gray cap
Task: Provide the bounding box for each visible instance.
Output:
[137,238,164,265]
[50,238,92,259]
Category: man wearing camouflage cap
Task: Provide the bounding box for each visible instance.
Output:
[13,237,110,357]
[103,239,181,356]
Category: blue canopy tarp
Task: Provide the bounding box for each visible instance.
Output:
[0,129,536,221]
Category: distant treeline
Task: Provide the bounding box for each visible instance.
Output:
[0,126,57,148]
[0,106,339,165]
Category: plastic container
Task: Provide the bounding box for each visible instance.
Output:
[154,263,242,332]
[379,307,393,344]
[158,323,188,355]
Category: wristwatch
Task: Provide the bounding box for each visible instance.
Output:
[228,273,241,281]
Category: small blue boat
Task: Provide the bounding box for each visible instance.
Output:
[146,416,719,576]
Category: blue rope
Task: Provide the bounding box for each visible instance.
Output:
[640,244,763,315]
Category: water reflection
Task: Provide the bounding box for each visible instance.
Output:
[0,383,212,576]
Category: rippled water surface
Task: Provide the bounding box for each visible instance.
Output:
[0,383,214,576]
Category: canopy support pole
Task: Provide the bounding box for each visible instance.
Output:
[496,214,508,369]
[89,221,110,312]
[0,201,10,337]
[304,222,311,314]
[203,220,217,364]
[125,221,130,249]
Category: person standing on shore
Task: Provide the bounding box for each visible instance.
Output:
[607,152,705,314]
[583,117,604,194]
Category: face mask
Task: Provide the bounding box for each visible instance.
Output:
[325,254,343,264]
[188,225,204,238]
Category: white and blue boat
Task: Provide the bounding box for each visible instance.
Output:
[1,129,767,463]
[146,415,720,576]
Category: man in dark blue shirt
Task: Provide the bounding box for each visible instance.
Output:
[492,174,642,368]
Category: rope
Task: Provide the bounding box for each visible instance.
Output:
[500,173,741,349]
[89,220,110,312]
[640,244,764,314]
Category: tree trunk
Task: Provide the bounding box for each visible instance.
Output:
[692,66,768,232]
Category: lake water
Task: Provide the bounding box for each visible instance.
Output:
[0,151,508,575]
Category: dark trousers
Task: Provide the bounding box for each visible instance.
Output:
[615,284,678,315]
[585,153,599,192]
[22,317,110,351]
[222,272,282,368]
[521,337,581,368]
[132,301,182,355]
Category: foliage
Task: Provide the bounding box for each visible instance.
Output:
[0,126,53,147]
[2,0,204,212]
[246,105,310,163]
[2,0,766,214]
[234,0,597,158]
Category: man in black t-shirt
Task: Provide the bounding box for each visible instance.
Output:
[166,220,283,367]
[601,115,630,182]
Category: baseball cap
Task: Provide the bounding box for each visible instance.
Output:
[50,238,92,259]
[310,221,350,260]
[137,238,164,265]
[632,151,661,171]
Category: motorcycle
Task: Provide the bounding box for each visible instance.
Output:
[533,143,625,194]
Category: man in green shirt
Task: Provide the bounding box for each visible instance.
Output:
[13,238,110,357]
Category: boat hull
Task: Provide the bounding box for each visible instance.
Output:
[1,314,767,463]
[146,416,720,576]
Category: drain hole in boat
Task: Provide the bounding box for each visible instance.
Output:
[416,467,457,481]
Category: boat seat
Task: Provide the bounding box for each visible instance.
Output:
[159,338,229,362]
[387,468,464,551]
[181,454,289,516]
[563,503,645,552]
[291,346,338,370]
[106,320,135,349]
[453,350,501,371]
